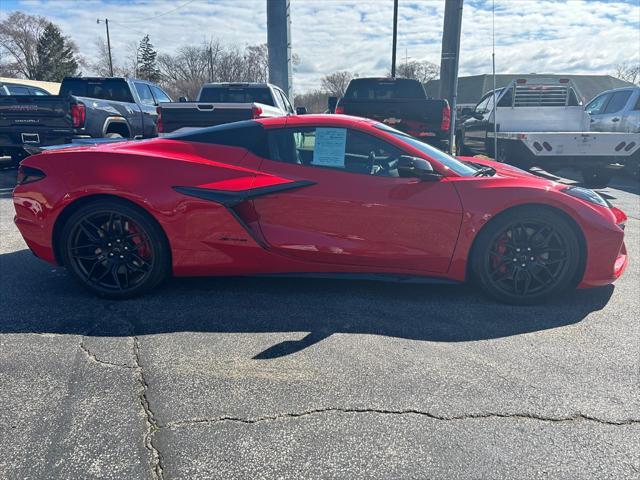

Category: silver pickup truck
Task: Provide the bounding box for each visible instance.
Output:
[586,86,640,134]
[457,78,640,187]
[157,82,295,134]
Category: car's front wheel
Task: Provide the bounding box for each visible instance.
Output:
[471,207,581,304]
[60,199,170,298]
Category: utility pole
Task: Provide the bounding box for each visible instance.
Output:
[97,18,114,76]
[391,0,399,77]
[267,0,292,99]
[439,0,464,154]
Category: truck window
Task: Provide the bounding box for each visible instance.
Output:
[344,79,426,100]
[150,85,171,103]
[135,82,156,105]
[603,91,632,114]
[6,85,30,95]
[198,86,274,106]
[60,78,134,103]
[585,93,610,115]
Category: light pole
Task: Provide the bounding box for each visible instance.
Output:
[97,18,114,76]
[391,0,399,77]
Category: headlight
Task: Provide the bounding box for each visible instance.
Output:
[561,186,610,207]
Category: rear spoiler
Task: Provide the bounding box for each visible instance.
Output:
[23,137,130,156]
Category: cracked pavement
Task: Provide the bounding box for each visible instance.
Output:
[0,168,638,479]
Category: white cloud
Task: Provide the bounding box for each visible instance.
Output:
[2,0,638,92]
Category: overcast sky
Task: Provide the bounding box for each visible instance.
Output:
[2,0,639,92]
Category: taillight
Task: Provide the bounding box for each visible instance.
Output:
[156,106,163,133]
[70,102,85,128]
[252,105,263,118]
[611,206,627,229]
[440,104,450,131]
[335,105,345,114]
[16,166,46,185]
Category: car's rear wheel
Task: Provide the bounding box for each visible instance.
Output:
[472,207,581,304]
[60,199,170,298]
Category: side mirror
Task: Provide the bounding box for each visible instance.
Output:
[472,111,485,120]
[296,106,307,115]
[397,156,442,181]
[327,96,338,113]
[178,96,189,103]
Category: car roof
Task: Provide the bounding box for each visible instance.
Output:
[257,114,378,128]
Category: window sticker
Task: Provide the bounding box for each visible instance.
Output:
[312,128,346,167]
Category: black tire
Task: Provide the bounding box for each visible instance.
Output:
[60,199,171,299]
[581,167,612,188]
[471,206,581,304]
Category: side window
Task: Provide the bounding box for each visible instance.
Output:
[475,95,491,113]
[497,88,513,107]
[634,93,640,111]
[603,91,632,114]
[279,91,294,113]
[150,85,171,103]
[30,87,49,95]
[268,127,402,177]
[585,93,610,115]
[7,85,30,95]
[135,83,156,105]
[272,89,286,111]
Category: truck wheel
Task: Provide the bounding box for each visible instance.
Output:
[581,167,612,188]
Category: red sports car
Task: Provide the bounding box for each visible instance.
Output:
[13,115,628,303]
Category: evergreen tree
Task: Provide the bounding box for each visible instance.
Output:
[34,23,80,81]
[137,35,160,82]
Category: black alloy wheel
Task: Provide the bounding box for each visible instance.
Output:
[472,207,581,304]
[61,200,170,298]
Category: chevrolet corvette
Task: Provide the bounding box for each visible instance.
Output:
[13,115,628,303]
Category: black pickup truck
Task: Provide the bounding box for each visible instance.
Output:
[157,82,293,134]
[0,77,172,163]
[335,77,451,150]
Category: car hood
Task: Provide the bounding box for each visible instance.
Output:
[457,156,540,180]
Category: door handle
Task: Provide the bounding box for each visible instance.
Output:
[612,118,620,122]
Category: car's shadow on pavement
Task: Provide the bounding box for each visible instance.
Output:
[0,249,614,358]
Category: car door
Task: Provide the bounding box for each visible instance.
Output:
[598,90,633,132]
[463,93,493,153]
[585,91,612,131]
[133,82,158,137]
[250,124,463,273]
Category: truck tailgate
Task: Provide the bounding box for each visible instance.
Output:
[341,98,446,128]
[160,103,261,133]
[0,96,73,148]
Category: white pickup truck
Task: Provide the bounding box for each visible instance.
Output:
[457,78,640,187]
[157,82,295,134]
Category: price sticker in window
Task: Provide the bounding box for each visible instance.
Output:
[312,128,347,167]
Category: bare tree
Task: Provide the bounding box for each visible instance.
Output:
[294,89,330,113]
[614,62,640,85]
[321,71,354,97]
[92,38,132,77]
[392,60,439,83]
[0,11,49,78]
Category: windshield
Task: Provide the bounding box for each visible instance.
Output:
[375,124,478,176]
[344,79,426,100]
[60,78,134,103]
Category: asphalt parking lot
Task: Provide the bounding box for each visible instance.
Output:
[0,165,638,479]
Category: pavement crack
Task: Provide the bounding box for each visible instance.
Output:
[163,408,640,429]
[133,336,164,480]
[79,340,135,369]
